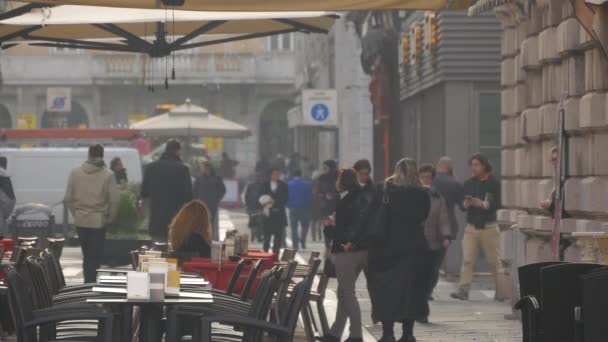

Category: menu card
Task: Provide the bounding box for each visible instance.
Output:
[166,270,180,295]
[127,272,150,300]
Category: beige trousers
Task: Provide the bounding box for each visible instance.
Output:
[458,223,499,291]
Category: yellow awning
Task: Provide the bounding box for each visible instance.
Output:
[15,0,475,11]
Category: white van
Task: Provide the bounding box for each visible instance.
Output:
[0,147,142,225]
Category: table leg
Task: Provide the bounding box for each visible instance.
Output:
[139,304,164,342]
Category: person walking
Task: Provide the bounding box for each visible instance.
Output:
[193,160,226,241]
[368,158,431,342]
[318,168,368,342]
[260,168,288,254]
[318,160,339,219]
[141,140,193,243]
[64,145,120,283]
[244,171,265,243]
[451,153,501,301]
[219,152,238,179]
[287,170,313,250]
[419,164,451,316]
[0,157,15,234]
[110,157,128,186]
[433,156,465,240]
[353,159,375,211]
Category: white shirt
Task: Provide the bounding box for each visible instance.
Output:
[270,181,278,192]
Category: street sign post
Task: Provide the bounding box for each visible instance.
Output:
[301,89,338,127]
[551,95,567,261]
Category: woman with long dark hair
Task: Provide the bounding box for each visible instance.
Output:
[319,168,368,342]
[368,158,431,342]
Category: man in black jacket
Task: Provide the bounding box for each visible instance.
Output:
[260,168,288,254]
[193,160,226,241]
[451,153,501,301]
[141,140,193,242]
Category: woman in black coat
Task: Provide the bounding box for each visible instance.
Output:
[320,168,368,342]
[368,158,431,342]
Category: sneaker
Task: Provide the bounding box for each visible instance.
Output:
[450,289,469,301]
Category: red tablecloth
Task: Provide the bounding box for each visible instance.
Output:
[181,250,277,297]
[0,238,15,280]
[0,238,15,252]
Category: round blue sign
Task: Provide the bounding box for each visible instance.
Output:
[311,103,329,122]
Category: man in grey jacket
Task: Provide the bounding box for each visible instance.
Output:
[64,145,120,283]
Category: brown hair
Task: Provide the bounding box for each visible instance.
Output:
[169,200,212,251]
[336,168,359,192]
[419,163,436,178]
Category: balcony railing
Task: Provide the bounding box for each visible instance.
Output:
[2,52,295,85]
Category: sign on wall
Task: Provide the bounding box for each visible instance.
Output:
[203,137,223,153]
[46,87,71,112]
[302,89,338,127]
[128,114,147,126]
[17,113,37,129]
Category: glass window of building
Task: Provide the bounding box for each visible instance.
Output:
[478,92,501,177]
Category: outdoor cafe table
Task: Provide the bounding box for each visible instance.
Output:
[181,250,276,295]
[87,287,213,342]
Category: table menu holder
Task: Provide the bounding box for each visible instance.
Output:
[166,270,180,296]
[211,241,223,264]
[150,272,165,301]
[127,272,150,300]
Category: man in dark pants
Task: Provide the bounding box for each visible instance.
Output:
[141,140,193,242]
[260,168,288,254]
[193,160,226,241]
[64,145,120,283]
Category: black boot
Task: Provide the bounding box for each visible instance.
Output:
[316,335,340,342]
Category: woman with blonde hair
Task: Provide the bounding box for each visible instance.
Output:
[368,158,431,342]
[169,200,212,260]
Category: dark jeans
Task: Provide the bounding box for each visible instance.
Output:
[263,225,284,254]
[77,227,106,284]
[427,248,447,298]
[289,207,311,250]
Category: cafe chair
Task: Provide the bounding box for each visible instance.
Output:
[240,259,264,301]
[580,268,608,342]
[44,238,65,260]
[198,277,312,342]
[5,268,114,342]
[515,262,606,342]
[166,266,283,342]
[279,249,296,262]
[307,273,330,337]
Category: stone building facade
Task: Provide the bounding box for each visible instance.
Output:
[493,0,608,299]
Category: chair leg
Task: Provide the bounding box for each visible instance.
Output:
[316,299,330,336]
[302,305,316,342]
[307,303,319,333]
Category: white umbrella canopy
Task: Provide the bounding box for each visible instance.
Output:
[130,99,250,138]
[0,3,336,55]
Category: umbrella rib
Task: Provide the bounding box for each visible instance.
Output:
[29,42,139,53]
[170,20,226,48]
[176,28,297,50]
[0,3,54,21]
[0,25,42,43]
[93,23,151,51]
[273,18,328,34]
[24,35,131,49]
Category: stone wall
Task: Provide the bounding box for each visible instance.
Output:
[496,0,608,299]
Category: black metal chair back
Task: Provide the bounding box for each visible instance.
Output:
[5,268,37,342]
[581,268,608,342]
[279,249,296,262]
[518,262,566,306]
[280,278,312,340]
[24,256,54,310]
[240,259,263,301]
[42,249,66,290]
[44,238,65,260]
[540,263,606,342]
[225,258,249,296]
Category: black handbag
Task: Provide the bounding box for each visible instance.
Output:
[366,182,390,246]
